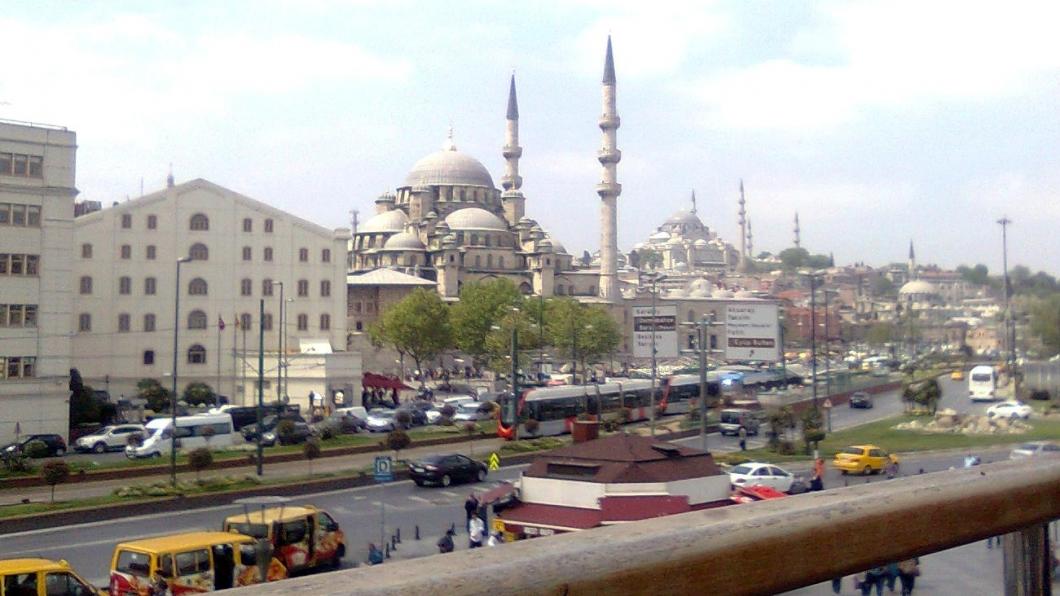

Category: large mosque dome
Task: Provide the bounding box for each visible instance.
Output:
[404,137,495,188]
[445,207,508,231]
[362,209,409,233]
[665,210,704,227]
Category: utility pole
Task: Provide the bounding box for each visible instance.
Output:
[823,289,832,398]
[171,257,191,488]
[649,275,659,437]
[998,216,1017,396]
[256,299,265,477]
[809,274,819,410]
[510,323,519,429]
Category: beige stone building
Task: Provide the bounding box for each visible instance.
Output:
[72,178,357,411]
[0,120,78,444]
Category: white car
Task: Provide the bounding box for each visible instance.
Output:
[452,402,494,423]
[986,400,1032,420]
[365,409,397,432]
[728,462,796,493]
[1009,441,1060,460]
[74,424,146,453]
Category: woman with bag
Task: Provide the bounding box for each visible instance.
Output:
[897,558,920,595]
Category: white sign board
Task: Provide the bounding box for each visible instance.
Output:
[725,302,780,362]
[632,305,677,359]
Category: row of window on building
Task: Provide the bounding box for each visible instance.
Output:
[0,356,36,380]
[0,304,37,328]
[76,311,332,333]
[0,153,44,178]
[81,242,331,264]
[77,276,331,298]
[0,254,40,276]
[118,212,276,234]
[0,203,42,227]
[138,347,207,366]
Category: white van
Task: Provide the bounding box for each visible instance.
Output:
[968,365,998,401]
[125,413,237,459]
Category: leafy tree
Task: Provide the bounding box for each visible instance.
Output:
[778,247,810,271]
[635,249,663,270]
[394,410,413,430]
[41,461,70,503]
[23,440,48,459]
[482,305,543,374]
[439,404,456,426]
[800,407,825,454]
[137,379,171,413]
[865,323,895,346]
[871,276,896,298]
[188,447,213,481]
[303,439,321,476]
[182,382,216,407]
[385,429,411,460]
[545,299,620,381]
[68,369,100,427]
[276,419,296,445]
[1030,294,1060,356]
[373,288,452,384]
[957,264,990,286]
[450,279,524,367]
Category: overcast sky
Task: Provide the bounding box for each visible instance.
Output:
[3,1,1058,275]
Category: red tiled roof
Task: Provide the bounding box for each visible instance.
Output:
[542,434,703,462]
[599,495,690,522]
[500,503,602,530]
[524,434,722,484]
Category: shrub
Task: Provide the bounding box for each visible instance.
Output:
[777,440,797,456]
[385,429,411,459]
[276,419,296,444]
[41,460,71,503]
[23,440,48,459]
[440,404,456,419]
[303,439,322,475]
[318,425,335,441]
[2,451,33,475]
[395,410,413,429]
[188,447,213,481]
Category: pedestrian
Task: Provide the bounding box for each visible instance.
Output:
[885,459,899,480]
[464,493,479,531]
[811,457,825,491]
[986,534,999,549]
[436,529,455,554]
[830,577,843,594]
[855,571,872,596]
[368,543,384,565]
[738,426,748,451]
[884,562,899,593]
[468,515,485,548]
[897,558,919,595]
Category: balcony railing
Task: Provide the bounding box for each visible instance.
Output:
[224,458,1060,595]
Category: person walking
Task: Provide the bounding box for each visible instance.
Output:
[468,515,485,549]
[897,558,919,595]
[738,426,748,451]
[885,459,899,480]
[811,457,826,491]
[884,562,899,593]
[464,493,479,532]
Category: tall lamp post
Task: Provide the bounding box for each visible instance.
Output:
[778,309,788,391]
[638,272,662,436]
[271,282,284,403]
[823,289,835,399]
[682,314,718,453]
[997,216,1016,392]
[806,272,821,410]
[171,256,192,487]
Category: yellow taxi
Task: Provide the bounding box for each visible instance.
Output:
[0,558,98,595]
[950,369,965,381]
[832,444,900,476]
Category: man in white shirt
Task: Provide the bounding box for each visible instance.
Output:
[468,516,485,548]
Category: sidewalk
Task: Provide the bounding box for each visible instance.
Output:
[0,437,508,507]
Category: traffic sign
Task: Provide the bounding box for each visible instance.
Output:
[823,399,833,409]
[488,452,501,471]
[373,455,393,482]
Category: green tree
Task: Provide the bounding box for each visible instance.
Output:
[545,298,620,381]
[865,323,895,346]
[385,429,411,460]
[1029,294,1060,356]
[636,249,663,270]
[482,305,543,374]
[41,460,71,503]
[303,439,321,476]
[778,247,810,271]
[182,382,216,407]
[800,407,825,454]
[276,419,296,445]
[871,276,896,298]
[372,288,452,384]
[137,378,171,413]
[187,447,213,481]
[450,279,524,367]
[957,264,990,286]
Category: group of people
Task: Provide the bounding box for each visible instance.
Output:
[361,387,400,409]
[437,492,502,553]
[833,559,920,595]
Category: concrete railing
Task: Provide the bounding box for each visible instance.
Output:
[227,458,1060,595]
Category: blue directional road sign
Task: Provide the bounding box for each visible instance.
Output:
[373,455,393,483]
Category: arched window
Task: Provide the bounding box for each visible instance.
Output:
[242,246,252,261]
[264,218,274,233]
[188,310,208,329]
[470,234,478,245]
[240,278,252,296]
[189,214,209,231]
[119,276,131,295]
[187,344,207,364]
[79,276,93,295]
[297,279,309,297]
[189,243,208,261]
[188,278,208,295]
[263,279,273,296]
[242,218,253,232]
[239,313,252,330]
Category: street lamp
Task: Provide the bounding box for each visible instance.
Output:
[997,216,1016,392]
[778,309,788,392]
[171,256,192,487]
[823,289,836,398]
[638,272,662,436]
[801,270,825,410]
[682,314,719,452]
[271,281,284,403]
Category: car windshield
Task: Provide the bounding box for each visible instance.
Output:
[1017,443,1039,451]
[227,522,269,539]
[731,465,753,475]
[839,447,863,455]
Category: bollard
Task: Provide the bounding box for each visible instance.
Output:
[396,527,401,543]
[385,543,391,558]
[415,525,420,540]
[391,535,397,550]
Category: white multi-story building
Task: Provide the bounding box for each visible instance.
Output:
[72,178,357,411]
[0,120,78,444]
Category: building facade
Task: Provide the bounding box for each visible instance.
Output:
[72,178,355,410]
[0,120,78,443]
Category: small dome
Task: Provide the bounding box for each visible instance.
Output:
[665,210,704,227]
[667,235,684,246]
[383,231,425,251]
[538,238,553,252]
[899,280,938,295]
[674,261,689,272]
[649,231,671,242]
[687,278,712,297]
[362,209,409,233]
[442,234,457,246]
[425,211,438,220]
[694,239,708,248]
[404,136,495,188]
[445,207,508,231]
[545,235,567,254]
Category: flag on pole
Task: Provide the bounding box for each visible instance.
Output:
[218,316,226,331]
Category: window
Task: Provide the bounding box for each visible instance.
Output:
[78,313,92,332]
[145,277,157,295]
[5,305,21,327]
[119,276,131,295]
[10,254,23,275]
[0,153,44,178]
[263,279,274,296]
[144,313,156,332]
[12,154,26,176]
[24,305,37,327]
[143,350,155,365]
[320,280,331,297]
[243,218,253,232]
[188,278,208,295]
[146,245,156,260]
[189,243,208,261]
[147,214,157,230]
[264,218,274,233]
[121,213,132,229]
[81,243,92,258]
[322,248,331,262]
[240,313,252,329]
[262,313,273,330]
[189,213,209,231]
[299,248,309,262]
[0,153,10,176]
[28,156,43,178]
[240,278,252,296]
[499,256,505,269]
[355,321,363,331]
[118,313,131,332]
[187,345,207,364]
[242,246,252,261]
[25,255,37,276]
[320,313,331,330]
[188,310,208,329]
[264,247,273,261]
[115,550,151,578]
[80,276,93,295]
[120,244,131,259]
[175,549,210,576]
[297,314,308,331]
[297,279,308,297]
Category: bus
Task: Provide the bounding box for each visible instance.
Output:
[968,365,998,401]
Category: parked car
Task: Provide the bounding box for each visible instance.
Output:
[452,402,495,423]
[950,369,965,381]
[397,403,430,427]
[241,413,305,442]
[986,400,1032,420]
[728,462,797,493]
[74,424,146,453]
[1009,441,1060,460]
[365,409,397,433]
[262,421,313,446]
[832,444,899,475]
[407,453,487,487]
[849,392,874,409]
[0,558,99,595]
[1,434,67,457]
[313,412,365,436]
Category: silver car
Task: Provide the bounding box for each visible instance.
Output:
[1009,441,1060,460]
[75,424,146,453]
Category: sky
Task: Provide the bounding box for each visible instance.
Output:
[3,0,1059,276]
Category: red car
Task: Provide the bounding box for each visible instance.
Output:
[731,484,788,504]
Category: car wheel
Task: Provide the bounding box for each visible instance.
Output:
[476,468,486,482]
[441,474,452,487]
[413,479,425,487]
[93,442,107,454]
[863,466,872,476]
[152,451,162,459]
[54,448,65,456]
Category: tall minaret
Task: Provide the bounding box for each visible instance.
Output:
[794,212,801,248]
[690,189,697,215]
[746,218,754,259]
[501,73,525,226]
[738,180,747,260]
[597,36,621,302]
[908,240,916,280]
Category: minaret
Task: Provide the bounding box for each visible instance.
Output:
[746,218,754,260]
[501,73,525,226]
[597,36,621,302]
[166,163,174,188]
[738,180,747,261]
[908,240,916,280]
[794,212,801,248]
[690,189,697,215]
